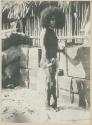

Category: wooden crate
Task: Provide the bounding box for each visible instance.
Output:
[28,48,41,68]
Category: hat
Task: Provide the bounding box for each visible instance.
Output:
[40,6,65,29]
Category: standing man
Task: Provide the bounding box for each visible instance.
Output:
[40,7,65,109]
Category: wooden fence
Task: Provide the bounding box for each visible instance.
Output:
[23,1,90,46]
[2,1,90,46]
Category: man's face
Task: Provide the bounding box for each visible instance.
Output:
[49,16,55,28]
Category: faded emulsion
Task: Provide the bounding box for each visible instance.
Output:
[1,0,90,123]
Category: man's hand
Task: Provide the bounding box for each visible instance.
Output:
[62,47,66,54]
[51,58,56,65]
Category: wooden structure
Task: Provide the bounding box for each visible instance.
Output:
[2,1,90,44]
[2,1,90,107]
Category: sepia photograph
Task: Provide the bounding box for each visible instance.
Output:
[1,0,90,123]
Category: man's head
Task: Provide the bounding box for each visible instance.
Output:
[40,7,65,29]
[49,15,56,29]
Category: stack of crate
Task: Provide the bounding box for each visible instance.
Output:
[20,46,42,89]
[57,45,90,108]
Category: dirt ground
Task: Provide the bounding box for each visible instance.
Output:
[1,69,90,123]
[1,88,90,123]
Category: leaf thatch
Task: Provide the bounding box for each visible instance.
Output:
[2,1,69,21]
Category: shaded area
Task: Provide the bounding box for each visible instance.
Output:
[2,33,32,88]
[13,112,30,123]
[67,46,90,79]
[2,32,32,51]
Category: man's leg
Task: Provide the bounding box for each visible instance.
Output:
[45,67,52,107]
[51,64,57,109]
[47,82,51,106]
[52,85,57,108]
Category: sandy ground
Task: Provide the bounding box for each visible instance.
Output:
[1,69,90,123]
[1,88,90,123]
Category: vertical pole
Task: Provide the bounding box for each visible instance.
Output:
[65,39,68,76]
[27,45,30,88]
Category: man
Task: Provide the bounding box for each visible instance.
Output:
[40,7,65,109]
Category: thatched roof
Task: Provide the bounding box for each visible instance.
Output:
[2,0,90,22]
[2,1,69,21]
[2,1,30,21]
